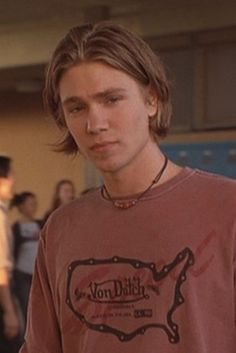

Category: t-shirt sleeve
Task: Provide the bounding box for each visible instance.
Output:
[0,210,13,271]
[19,233,63,353]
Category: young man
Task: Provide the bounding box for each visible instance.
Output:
[20,22,236,353]
[0,155,21,353]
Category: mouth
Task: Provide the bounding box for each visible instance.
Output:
[90,141,117,153]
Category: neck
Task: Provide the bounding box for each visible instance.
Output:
[20,215,34,223]
[102,144,175,198]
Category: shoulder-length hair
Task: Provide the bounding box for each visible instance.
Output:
[44,21,172,154]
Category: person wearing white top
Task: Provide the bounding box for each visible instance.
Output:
[0,155,21,353]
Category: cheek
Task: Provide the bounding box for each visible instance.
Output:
[127,104,150,131]
[65,119,85,145]
[19,205,26,214]
[31,203,37,212]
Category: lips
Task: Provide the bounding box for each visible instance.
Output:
[90,141,117,152]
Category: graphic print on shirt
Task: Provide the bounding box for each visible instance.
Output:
[66,248,194,344]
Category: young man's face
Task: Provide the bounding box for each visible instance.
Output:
[0,173,14,202]
[59,61,157,175]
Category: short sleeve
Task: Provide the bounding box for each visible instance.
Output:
[19,233,63,353]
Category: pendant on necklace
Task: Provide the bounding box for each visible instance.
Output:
[113,199,137,209]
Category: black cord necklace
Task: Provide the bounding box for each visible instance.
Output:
[101,155,168,210]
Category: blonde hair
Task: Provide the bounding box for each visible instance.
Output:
[44,21,172,154]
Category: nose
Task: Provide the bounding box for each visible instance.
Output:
[86,106,109,134]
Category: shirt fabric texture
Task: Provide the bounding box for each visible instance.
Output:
[20,168,236,353]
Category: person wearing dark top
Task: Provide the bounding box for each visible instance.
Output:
[11,192,42,330]
[0,155,21,353]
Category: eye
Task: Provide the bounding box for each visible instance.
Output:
[105,95,122,105]
[68,104,86,115]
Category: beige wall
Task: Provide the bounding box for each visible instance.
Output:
[0,92,85,219]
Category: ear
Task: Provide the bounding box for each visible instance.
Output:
[145,87,158,117]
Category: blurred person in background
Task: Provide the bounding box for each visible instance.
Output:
[43,179,76,224]
[11,192,42,331]
[0,155,21,353]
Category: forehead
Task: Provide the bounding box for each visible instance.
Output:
[59,61,145,100]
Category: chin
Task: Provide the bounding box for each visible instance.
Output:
[95,161,126,175]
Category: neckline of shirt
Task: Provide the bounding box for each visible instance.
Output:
[99,166,196,204]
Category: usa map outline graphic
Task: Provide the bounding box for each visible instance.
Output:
[66,247,195,344]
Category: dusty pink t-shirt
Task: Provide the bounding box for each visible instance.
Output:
[20,168,236,353]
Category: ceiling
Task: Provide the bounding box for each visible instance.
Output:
[0,0,157,92]
[0,0,235,92]
[0,0,156,24]
[0,0,161,92]
[0,0,231,25]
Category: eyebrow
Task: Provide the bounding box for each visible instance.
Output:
[61,88,127,106]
